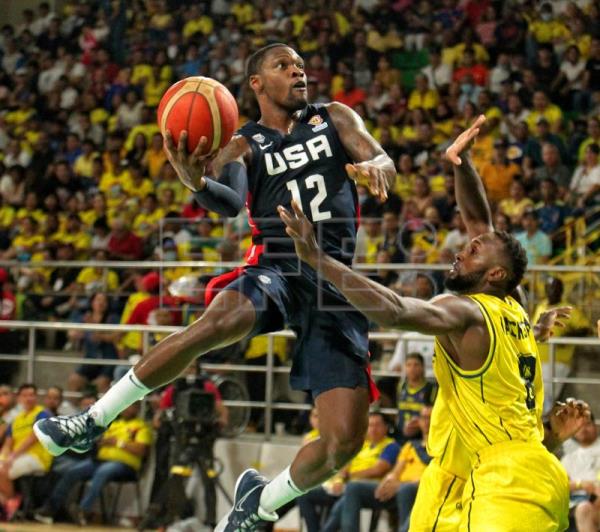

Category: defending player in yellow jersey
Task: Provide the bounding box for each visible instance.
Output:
[279,115,590,532]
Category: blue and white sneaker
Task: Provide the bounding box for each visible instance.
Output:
[215,469,278,532]
[33,410,105,456]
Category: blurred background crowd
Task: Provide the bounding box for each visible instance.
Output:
[0,0,599,528]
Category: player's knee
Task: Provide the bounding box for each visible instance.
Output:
[324,433,363,471]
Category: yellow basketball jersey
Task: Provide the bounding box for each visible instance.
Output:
[427,393,472,479]
[433,293,544,455]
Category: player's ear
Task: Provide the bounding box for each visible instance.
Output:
[249,74,262,94]
[487,266,508,284]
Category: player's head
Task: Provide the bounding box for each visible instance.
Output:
[246,43,307,114]
[445,231,527,297]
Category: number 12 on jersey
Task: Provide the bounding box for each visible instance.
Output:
[286,174,332,222]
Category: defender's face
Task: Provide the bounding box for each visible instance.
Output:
[446,234,498,293]
[252,47,307,112]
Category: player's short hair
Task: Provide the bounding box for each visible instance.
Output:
[493,230,528,294]
[245,43,290,79]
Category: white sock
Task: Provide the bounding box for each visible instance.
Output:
[89,369,151,427]
[259,466,306,516]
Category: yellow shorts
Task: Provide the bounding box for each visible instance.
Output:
[459,440,569,532]
[409,459,466,532]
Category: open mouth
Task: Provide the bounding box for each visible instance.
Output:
[293,81,307,91]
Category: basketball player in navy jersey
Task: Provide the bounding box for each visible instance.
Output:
[34,43,395,530]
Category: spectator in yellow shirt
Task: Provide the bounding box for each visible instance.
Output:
[143,65,170,107]
[499,180,534,227]
[124,107,160,152]
[125,162,154,202]
[99,150,130,209]
[231,0,254,26]
[532,277,591,412]
[76,248,120,293]
[53,214,92,257]
[0,384,53,513]
[34,402,151,526]
[0,197,15,248]
[15,191,46,226]
[3,216,44,260]
[408,75,439,111]
[528,4,570,45]
[144,132,167,180]
[526,90,563,134]
[132,194,165,240]
[182,4,213,40]
[73,139,99,179]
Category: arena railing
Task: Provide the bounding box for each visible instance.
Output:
[1,259,599,317]
[0,320,597,440]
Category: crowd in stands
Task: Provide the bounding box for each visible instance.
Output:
[0,0,598,528]
[0,0,598,321]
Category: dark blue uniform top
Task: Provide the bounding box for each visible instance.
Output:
[238,104,359,265]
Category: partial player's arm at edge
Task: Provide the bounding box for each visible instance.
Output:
[445,115,494,239]
[327,102,396,201]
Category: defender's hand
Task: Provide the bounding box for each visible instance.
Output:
[534,306,572,342]
[278,200,320,266]
[346,162,388,202]
[549,398,591,442]
[445,114,486,165]
[163,130,220,192]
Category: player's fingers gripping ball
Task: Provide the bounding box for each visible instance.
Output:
[157,76,239,156]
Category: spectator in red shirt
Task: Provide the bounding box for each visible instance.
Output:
[126,272,181,333]
[107,217,143,260]
[453,48,488,86]
[333,73,367,109]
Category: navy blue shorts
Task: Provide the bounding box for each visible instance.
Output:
[218,258,370,398]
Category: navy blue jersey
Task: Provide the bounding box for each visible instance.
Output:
[238,104,359,265]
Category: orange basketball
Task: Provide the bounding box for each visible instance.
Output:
[157,76,239,156]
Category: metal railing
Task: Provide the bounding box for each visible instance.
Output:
[0,320,599,439]
[3,259,600,318]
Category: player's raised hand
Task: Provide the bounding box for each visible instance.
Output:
[445,114,487,165]
[534,306,572,342]
[163,130,220,192]
[549,398,591,442]
[277,200,320,266]
[346,162,389,202]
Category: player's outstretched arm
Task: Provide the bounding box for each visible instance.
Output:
[445,115,494,239]
[278,201,480,335]
[326,102,396,202]
[163,131,251,217]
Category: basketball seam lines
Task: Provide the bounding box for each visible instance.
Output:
[184,79,202,152]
